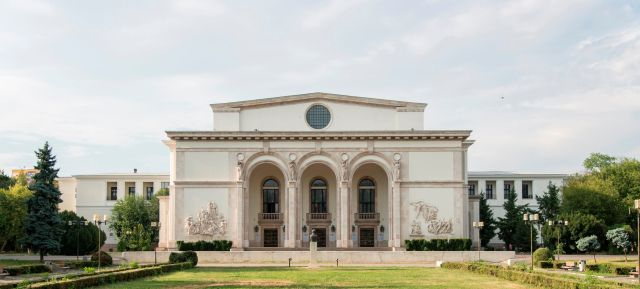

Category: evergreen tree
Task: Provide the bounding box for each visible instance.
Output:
[0,170,15,190]
[497,188,528,250]
[535,182,561,222]
[479,193,497,247]
[22,142,64,262]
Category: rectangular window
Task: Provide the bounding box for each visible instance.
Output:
[144,182,154,200]
[522,181,533,199]
[468,181,477,196]
[161,182,169,189]
[486,181,495,199]
[146,186,154,200]
[126,182,135,198]
[503,181,514,199]
[107,182,117,200]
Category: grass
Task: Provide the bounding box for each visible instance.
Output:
[0,259,40,267]
[94,267,539,289]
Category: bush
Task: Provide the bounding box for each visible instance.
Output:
[532,248,553,266]
[129,262,139,269]
[537,261,554,268]
[176,240,233,251]
[27,262,193,289]
[4,264,51,276]
[83,267,96,274]
[169,251,198,266]
[66,261,99,269]
[91,251,113,266]
[404,239,472,251]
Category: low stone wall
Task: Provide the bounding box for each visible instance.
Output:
[121,251,514,265]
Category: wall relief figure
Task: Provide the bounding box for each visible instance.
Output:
[236,161,244,181]
[185,201,226,236]
[340,158,349,182]
[393,159,401,181]
[409,200,452,236]
[288,161,297,182]
[410,220,423,236]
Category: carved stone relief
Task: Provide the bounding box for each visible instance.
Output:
[409,201,453,235]
[185,201,227,236]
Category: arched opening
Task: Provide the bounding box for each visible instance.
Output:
[299,162,338,248]
[246,162,286,248]
[350,162,390,248]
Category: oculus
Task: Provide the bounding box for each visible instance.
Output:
[306,104,331,129]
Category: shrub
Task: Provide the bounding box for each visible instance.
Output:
[129,262,139,269]
[182,251,198,266]
[176,240,232,251]
[66,261,99,269]
[4,264,51,276]
[404,238,472,251]
[90,251,113,266]
[537,261,554,268]
[532,248,553,266]
[83,267,96,274]
[169,252,187,264]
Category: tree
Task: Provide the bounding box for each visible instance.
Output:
[583,153,616,172]
[535,182,561,222]
[109,195,159,251]
[58,211,105,256]
[541,212,606,253]
[497,189,528,250]
[0,170,15,190]
[561,174,626,226]
[606,227,632,262]
[22,142,65,262]
[576,235,601,263]
[0,184,32,251]
[478,193,496,247]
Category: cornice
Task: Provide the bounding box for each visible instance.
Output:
[165,130,472,142]
[210,92,427,112]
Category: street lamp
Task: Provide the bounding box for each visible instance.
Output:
[67,220,88,261]
[524,213,539,268]
[93,214,108,270]
[634,199,640,283]
[548,219,569,261]
[151,221,161,265]
[472,221,484,261]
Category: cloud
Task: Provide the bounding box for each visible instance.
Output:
[301,0,366,29]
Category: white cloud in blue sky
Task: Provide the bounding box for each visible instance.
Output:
[0,0,639,175]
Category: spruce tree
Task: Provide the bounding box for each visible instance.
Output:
[535,182,561,222]
[479,193,497,247]
[497,188,528,250]
[22,142,64,262]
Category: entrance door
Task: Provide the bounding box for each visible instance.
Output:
[359,228,374,247]
[264,229,278,247]
[314,228,327,247]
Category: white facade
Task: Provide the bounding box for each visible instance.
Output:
[160,92,473,250]
[57,173,169,247]
[467,172,566,246]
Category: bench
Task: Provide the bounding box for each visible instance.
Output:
[0,266,8,278]
[630,267,640,277]
[560,261,576,270]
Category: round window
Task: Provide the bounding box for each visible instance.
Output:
[306,104,331,129]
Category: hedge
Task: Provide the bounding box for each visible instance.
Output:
[176,240,232,251]
[4,264,51,276]
[585,263,636,275]
[64,261,100,269]
[537,261,554,268]
[405,239,472,251]
[442,262,631,289]
[27,262,193,289]
[91,251,113,266]
[169,251,198,266]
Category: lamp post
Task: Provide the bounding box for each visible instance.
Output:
[67,220,88,261]
[93,214,108,270]
[151,221,160,265]
[524,213,539,268]
[634,199,640,283]
[472,221,484,261]
[548,219,569,261]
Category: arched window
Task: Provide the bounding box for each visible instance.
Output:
[310,178,327,213]
[358,178,375,213]
[262,179,279,213]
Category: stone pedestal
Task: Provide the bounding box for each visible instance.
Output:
[309,241,318,268]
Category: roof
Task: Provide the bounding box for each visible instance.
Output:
[165,130,472,141]
[210,92,427,112]
[468,171,568,178]
[58,173,169,179]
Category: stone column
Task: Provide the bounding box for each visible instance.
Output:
[157,195,169,249]
[338,181,350,248]
[286,181,297,248]
[233,182,245,250]
[391,182,401,248]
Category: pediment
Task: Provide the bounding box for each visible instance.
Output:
[210,92,427,112]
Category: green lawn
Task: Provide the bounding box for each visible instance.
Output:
[0,259,40,267]
[95,267,539,288]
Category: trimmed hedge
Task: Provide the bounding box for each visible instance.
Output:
[585,263,636,275]
[176,240,232,251]
[28,262,193,289]
[532,248,553,266]
[405,239,472,251]
[91,251,113,266]
[442,262,631,289]
[65,260,100,269]
[4,264,51,276]
[169,251,198,266]
[537,261,554,268]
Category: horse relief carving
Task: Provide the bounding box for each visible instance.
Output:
[409,200,453,235]
[185,201,227,236]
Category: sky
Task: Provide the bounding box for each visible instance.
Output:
[0,0,639,176]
